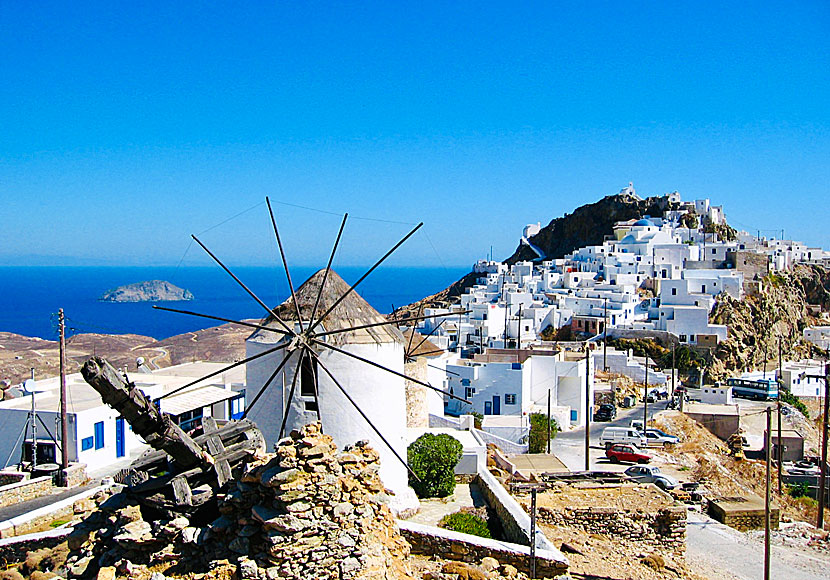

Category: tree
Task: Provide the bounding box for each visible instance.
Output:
[407,433,463,498]
[528,412,559,454]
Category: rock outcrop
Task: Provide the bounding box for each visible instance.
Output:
[61,422,417,580]
[99,280,194,302]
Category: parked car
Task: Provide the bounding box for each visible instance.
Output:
[606,444,651,464]
[624,465,679,490]
[594,403,617,422]
[600,427,648,449]
[643,428,679,446]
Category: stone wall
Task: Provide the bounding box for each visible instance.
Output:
[0,471,26,486]
[405,359,429,428]
[64,464,88,488]
[473,467,559,554]
[0,528,71,567]
[398,520,568,579]
[535,505,686,555]
[0,476,52,508]
[707,500,780,531]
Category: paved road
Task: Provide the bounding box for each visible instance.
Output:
[0,482,99,522]
[551,399,670,471]
[686,511,829,580]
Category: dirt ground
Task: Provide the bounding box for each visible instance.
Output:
[525,483,673,511]
[650,411,829,526]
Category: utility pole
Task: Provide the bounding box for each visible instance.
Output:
[585,347,591,471]
[530,487,537,578]
[29,368,37,471]
[764,406,772,580]
[603,297,608,371]
[643,352,649,428]
[59,309,69,486]
[517,304,523,351]
[547,389,551,454]
[777,337,783,495]
[671,341,676,406]
[819,361,829,530]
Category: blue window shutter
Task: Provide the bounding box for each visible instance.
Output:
[94,421,105,450]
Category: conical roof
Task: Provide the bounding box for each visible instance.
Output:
[248,269,404,345]
[401,329,444,358]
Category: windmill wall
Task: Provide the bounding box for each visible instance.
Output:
[404,358,429,428]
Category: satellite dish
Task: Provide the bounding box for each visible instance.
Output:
[22,379,36,393]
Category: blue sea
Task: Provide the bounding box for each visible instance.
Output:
[0,266,468,341]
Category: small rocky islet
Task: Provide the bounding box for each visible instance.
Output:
[98,280,194,303]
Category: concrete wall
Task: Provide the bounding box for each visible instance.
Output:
[685,412,740,441]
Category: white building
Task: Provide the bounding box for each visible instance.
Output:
[778,360,827,397]
[804,327,830,352]
[0,362,246,474]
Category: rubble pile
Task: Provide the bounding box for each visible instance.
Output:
[61,423,419,580]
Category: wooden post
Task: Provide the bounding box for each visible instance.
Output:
[764,407,772,580]
[546,389,551,454]
[59,309,69,486]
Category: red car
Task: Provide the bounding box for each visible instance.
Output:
[606,444,651,464]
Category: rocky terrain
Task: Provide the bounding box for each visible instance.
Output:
[0,321,253,388]
[8,423,539,580]
[99,281,194,303]
[708,264,829,381]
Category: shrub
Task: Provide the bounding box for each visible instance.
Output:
[528,412,559,454]
[780,390,809,418]
[787,481,810,499]
[438,510,492,538]
[407,433,463,498]
[470,411,483,429]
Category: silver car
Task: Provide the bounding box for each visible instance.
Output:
[624,465,680,490]
[643,428,679,446]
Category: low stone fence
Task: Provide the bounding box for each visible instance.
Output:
[535,505,686,555]
[0,485,108,539]
[0,471,27,487]
[64,464,88,488]
[473,467,559,553]
[0,476,52,508]
[473,428,528,455]
[398,521,569,579]
[0,527,72,567]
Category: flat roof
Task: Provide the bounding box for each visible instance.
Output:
[684,403,740,416]
[0,362,244,415]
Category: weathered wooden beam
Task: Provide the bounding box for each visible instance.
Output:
[81,357,210,470]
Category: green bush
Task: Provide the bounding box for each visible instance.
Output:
[528,412,559,454]
[787,481,810,499]
[438,511,492,538]
[407,433,463,498]
[780,390,809,418]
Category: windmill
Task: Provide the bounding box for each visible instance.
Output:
[154,198,469,513]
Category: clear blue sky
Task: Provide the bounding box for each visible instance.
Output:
[1,2,828,268]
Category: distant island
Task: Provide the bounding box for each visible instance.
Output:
[99,280,194,303]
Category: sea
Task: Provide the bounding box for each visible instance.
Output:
[0,266,468,341]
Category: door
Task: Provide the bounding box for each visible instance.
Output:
[492,395,501,415]
[484,401,492,415]
[115,417,125,458]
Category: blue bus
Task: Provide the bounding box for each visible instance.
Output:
[725,378,779,401]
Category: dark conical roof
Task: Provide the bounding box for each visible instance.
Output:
[248,270,403,345]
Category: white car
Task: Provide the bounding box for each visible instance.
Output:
[624,465,680,490]
[643,428,679,446]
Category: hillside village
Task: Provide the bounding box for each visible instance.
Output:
[1,185,830,580]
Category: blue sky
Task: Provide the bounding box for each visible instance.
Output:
[1,2,828,268]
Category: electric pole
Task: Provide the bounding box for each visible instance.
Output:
[819,361,829,530]
[603,297,608,372]
[671,341,676,406]
[547,389,551,455]
[643,352,649,429]
[764,406,772,580]
[59,309,69,486]
[585,347,591,471]
[777,337,783,495]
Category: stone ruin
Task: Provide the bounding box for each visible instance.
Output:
[44,423,539,580]
[62,422,415,580]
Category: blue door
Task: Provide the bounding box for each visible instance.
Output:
[115,418,125,458]
[492,396,501,415]
[484,401,492,415]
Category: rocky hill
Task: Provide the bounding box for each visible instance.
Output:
[708,264,829,380]
[505,193,673,264]
[99,280,194,302]
[393,193,673,318]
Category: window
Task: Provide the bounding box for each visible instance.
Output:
[511,362,522,370]
[461,378,471,386]
[671,288,677,296]
[465,387,475,399]
[680,335,687,342]
[230,392,246,420]
[81,437,94,451]
[94,421,105,450]
[505,394,517,405]
[177,408,203,432]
